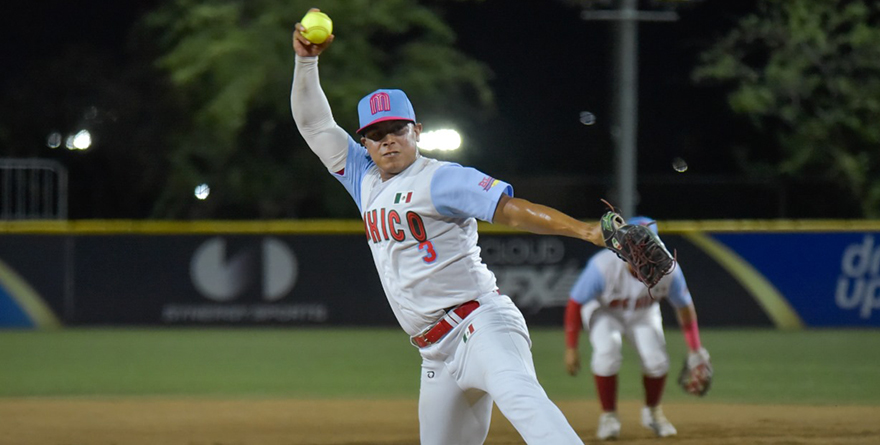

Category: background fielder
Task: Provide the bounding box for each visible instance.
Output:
[290,8,620,444]
[564,217,711,440]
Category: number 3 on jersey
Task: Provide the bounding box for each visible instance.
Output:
[419,241,437,263]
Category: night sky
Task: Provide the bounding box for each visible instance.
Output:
[438,0,772,218]
[441,0,762,172]
[2,0,794,219]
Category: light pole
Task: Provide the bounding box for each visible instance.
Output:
[581,1,678,218]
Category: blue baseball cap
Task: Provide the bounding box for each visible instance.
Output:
[628,216,659,235]
[357,89,416,134]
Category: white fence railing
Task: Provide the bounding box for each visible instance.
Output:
[0,158,68,220]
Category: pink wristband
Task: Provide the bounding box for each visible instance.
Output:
[682,320,702,351]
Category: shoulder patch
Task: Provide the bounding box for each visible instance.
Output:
[478,176,499,191]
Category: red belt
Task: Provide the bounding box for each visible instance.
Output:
[608,296,653,310]
[410,300,480,348]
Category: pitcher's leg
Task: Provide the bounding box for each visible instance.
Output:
[468,328,583,444]
[419,358,492,445]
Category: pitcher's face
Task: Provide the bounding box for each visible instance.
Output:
[361,120,421,180]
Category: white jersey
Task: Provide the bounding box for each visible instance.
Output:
[290,55,513,335]
[333,138,512,335]
[571,249,692,321]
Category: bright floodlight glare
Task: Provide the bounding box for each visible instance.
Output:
[72,130,92,150]
[194,183,210,200]
[418,129,461,152]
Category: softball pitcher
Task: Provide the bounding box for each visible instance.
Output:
[564,217,711,440]
[291,9,611,444]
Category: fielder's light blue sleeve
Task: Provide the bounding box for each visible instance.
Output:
[570,258,605,304]
[666,267,693,308]
[430,164,513,222]
[332,137,374,214]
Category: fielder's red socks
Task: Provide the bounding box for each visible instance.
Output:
[593,374,618,412]
[643,374,667,407]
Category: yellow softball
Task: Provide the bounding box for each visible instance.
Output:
[301,11,333,44]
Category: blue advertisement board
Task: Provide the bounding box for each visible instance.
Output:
[712,232,880,327]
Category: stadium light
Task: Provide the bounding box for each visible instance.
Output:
[418,129,462,152]
[66,130,92,151]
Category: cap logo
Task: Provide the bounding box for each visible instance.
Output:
[369,92,392,115]
[357,89,416,134]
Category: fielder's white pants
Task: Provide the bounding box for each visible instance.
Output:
[418,293,583,445]
[587,304,670,377]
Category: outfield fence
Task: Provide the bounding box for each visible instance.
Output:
[1,220,879,329]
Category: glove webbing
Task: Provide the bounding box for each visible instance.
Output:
[623,233,677,297]
[600,199,676,298]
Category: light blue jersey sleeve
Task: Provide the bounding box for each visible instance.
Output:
[666,267,693,308]
[570,256,605,304]
[331,136,374,214]
[430,164,513,222]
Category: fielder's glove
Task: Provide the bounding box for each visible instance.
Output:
[678,347,713,396]
[600,208,676,290]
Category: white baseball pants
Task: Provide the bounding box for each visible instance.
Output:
[417,294,583,445]
[588,304,670,377]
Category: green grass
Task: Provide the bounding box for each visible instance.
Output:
[1,328,419,398]
[532,328,880,405]
[2,328,879,405]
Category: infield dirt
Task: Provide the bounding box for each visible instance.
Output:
[3,399,879,444]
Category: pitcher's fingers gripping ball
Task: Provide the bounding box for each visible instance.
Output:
[600,202,676,291]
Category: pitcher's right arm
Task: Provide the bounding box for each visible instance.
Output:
[290,20,347,173]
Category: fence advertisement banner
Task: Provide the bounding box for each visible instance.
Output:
[477,235,773,327]
[70,235,390,326]
[0,236,65,328]
[709,232,880,327]
[0,225,877,328]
